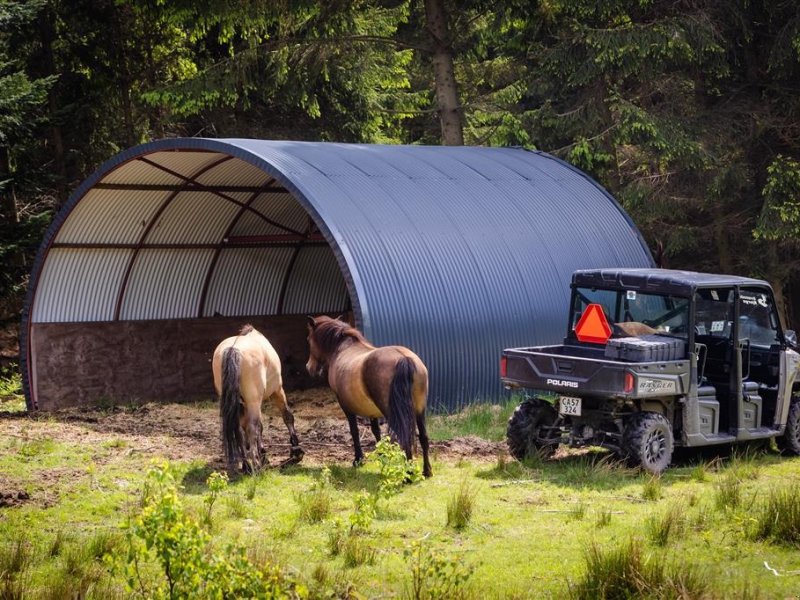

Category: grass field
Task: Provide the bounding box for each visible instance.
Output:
[2,393,800,599]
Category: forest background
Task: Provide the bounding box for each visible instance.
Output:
[2,0,800,362]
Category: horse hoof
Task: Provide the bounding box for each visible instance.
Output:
[352,458,364,468]
[290,446,305,462]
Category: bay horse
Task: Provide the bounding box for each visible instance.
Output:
[305,315,432,477]
[212,325,303,473]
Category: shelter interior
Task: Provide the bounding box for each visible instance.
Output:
[28,151,351,409]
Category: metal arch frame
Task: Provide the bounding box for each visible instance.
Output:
[197,191,326,317]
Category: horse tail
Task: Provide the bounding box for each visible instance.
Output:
[220,346,243,465]
[388,357,415,455]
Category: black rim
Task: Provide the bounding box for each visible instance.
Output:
[643,426,667,466]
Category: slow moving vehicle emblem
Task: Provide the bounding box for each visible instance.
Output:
[574,303,612,344]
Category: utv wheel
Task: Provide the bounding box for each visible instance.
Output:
[623,412,673,474]
[507,399,559,460]
[777,397,800,456]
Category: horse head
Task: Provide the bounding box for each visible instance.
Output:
[305,315,363,377]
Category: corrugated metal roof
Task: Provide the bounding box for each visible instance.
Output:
[23,139,654,410]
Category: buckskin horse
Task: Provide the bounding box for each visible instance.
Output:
[212,325,303,473]
[305,315,432,477]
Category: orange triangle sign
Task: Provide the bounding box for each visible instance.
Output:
[575,304,612,344]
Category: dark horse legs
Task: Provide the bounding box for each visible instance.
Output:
[416,412,432,478]
[346,412,365,466]
[370,418,382,442]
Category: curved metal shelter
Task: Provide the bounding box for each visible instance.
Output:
[22,138,654,410]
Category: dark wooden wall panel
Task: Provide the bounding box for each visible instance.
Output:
[31,316,317,410]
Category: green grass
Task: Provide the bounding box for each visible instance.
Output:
[428,397,520,441]
[1,404,800,598]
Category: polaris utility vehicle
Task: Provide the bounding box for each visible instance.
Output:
[500,268,800,473]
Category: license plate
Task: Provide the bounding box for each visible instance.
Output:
[559,396,582,416]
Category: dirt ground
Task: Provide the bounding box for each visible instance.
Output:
[0,388,505,506]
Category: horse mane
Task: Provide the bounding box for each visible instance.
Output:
[239,324,255,335]
[313,319,369,355]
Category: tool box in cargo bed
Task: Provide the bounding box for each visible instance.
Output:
[604,334,686,362]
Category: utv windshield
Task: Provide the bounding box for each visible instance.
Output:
[570,287,691,339]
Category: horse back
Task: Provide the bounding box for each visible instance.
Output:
[362,346,428,414]
[213,328,283,399]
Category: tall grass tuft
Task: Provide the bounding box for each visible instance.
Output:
[595,509,612,529]
[570,538,709,600]
[560,453,628,487]
[342,536,376,568]
[298,467,333,524]
[641,475,662,501]
[0,536,33,581]
[646,504,687,547]
[714,472,741,510]
[749,485,800,546]
[446,479,476,530]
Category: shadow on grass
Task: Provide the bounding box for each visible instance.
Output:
[181,462,217,494]
[476,451,644,491]
[272,463,383,495]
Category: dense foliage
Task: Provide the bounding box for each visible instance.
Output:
[2,0,799,327]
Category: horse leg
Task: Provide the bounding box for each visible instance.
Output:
[416,412,432,478]
[346,412,365,467]
[257,420,269,466]
[241,402,263,474]
[370,418,382,443]
[269,388,304,462]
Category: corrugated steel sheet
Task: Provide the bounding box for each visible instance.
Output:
[120,249,214,320]
[282,245,351,315]
[31,248,131,322]
[23,139,654,410]
[203,247,294,317]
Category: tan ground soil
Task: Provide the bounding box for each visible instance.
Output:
[0,388,505,507]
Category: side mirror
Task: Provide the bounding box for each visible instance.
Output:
[786,330,798,349]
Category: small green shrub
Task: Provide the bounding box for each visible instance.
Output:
[646,504,686,547]
[118,461,304,599]
[203,470,228,527]
[749,485,800,546]
[446,479,476,530]
[370,438,423,497]
[349,490,377,533]
[0,364,22,399]
[405,539,475,600]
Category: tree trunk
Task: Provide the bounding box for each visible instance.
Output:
[0,146,18,225]
[39,6,67,204]
[424,0,463,146]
